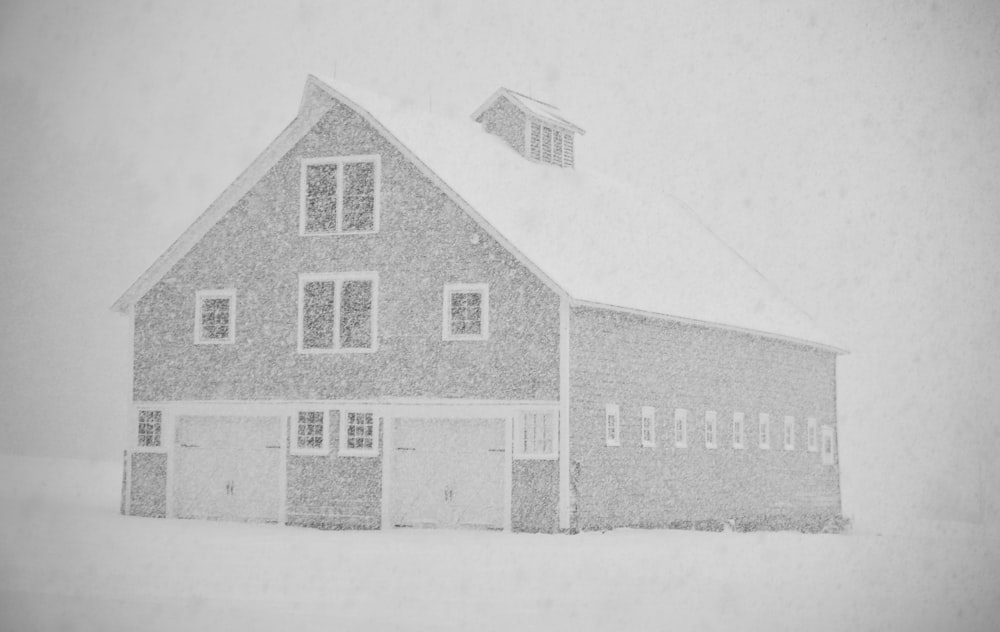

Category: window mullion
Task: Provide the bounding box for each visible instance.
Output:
[336,162,344,233]
[333,279,342,350]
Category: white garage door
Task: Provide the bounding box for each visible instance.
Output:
[391,417,505,530]
[174,415,281,522]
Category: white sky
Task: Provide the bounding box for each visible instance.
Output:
[1,0,997,526]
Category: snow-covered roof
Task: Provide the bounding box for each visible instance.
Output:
[471,87,585,134]
[114,75,842,353]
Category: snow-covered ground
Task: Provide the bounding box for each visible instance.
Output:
[1,456,997,632]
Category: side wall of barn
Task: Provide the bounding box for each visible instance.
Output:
[568,305,841,532]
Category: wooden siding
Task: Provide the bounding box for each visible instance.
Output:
[133,99,560,402]
[511,460,559,533]
[129,452,166,518]
[568,305,840,531]
[476,95,526,156]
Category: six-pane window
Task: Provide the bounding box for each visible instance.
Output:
[732,412,745,449]
[343,412,376,453]
[195,290,235,344]
[297,411,327,451]
[300,274,376,352]
[518,411,556,456]
[641,406,656,447]
[302,157,378,234]
[674,409,688,448]
[137,410,162,448]
[605,404,620,447]
[443,284,489,340]
[758,413,770,449]
[704,411,718,448]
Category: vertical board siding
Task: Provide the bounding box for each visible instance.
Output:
[129,452,167,518]
[511,459,559,533]
[133,100,559,402]
[569,306,840,531]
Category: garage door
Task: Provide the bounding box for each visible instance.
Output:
[391,418,505,530]
[174,415,282,522]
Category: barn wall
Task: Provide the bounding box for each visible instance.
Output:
[129,452,166,518]
[133,98,559,402]
[476,96,526,155]
[511,459,559,533]
[286,410,382,529]
[568,306,840,531]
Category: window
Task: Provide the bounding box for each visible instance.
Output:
[732,412,745,449]
[807,417,819,452]
[515,411,557,458]
[340,411,379,456]
[300,156,379,235]
[705,411,718,449]
[784,416,795,450]
[194,289,236,344]
[674,409,688,448]
[821,425,835,465]
[443,284,489,341]
[605,404,620,447]
[137,410,162,449]
[528,119,574,167]
[292,410,330,455]
[641,406,656,447]
[298,272,377,352]
[758,413,770,449]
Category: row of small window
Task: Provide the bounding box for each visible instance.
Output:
[192,279,490,350]
[136,409,559,458]
[135,409,378,456]
[604,405,836,462]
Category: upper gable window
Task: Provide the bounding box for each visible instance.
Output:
[528,120,574,167]
[298,272,378,353]
[194,289,236,344]
[443,284,489,341]
[300,156,380,235]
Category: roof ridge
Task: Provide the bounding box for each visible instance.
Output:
[503,88,560,110]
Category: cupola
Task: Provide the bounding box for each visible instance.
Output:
[472,88,585,168]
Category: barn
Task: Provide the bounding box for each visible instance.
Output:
[113,75,843,533]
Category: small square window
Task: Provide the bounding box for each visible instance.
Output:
[516,411,557,458]
[674,409,688,448]
[807,418,819,453]
[705,411,718,449]
[292,411,329,455]
[605,404,620,447]
[195,289,236,344]
[641,406,656,448]
[758,413,770,449]
[443,284,489,341]
[340,411,379,456]
[784,416,795,450]
[137,410,162,448]
[732,412,745,449]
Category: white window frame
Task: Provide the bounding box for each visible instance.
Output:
[514,410,558,459]
[641,406,656,448]
[758,413,770,449]
[605,404,621,447]
[821,425,835,465]
[807,417,819,452]
[135,409,166,453]
[442,283,490,341]
[784,416,796,451]
[704,410,718,449]
[290,410,330,456]
[297,272,379,354]
[299,155,381,236]
[339,409,380,457]
[194,288,236,344]
[732,412,745,449]
[674,408,688,448]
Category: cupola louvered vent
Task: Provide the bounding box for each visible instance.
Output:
[472,87,585,169]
